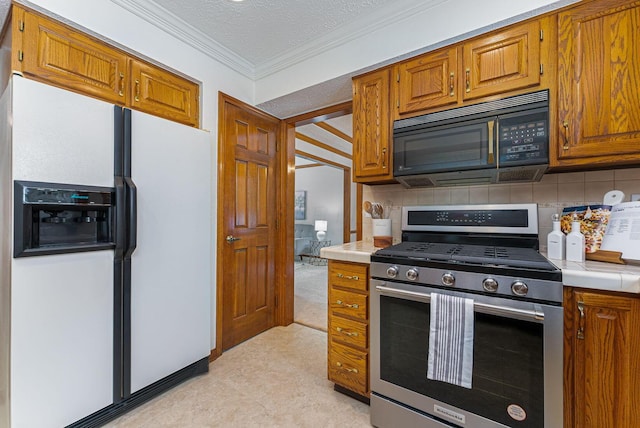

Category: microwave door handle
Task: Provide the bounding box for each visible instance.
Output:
[487,119,495,164]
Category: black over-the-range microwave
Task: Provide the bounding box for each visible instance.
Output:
[393,90,549,188]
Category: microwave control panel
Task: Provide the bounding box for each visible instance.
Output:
[498,110,548,165]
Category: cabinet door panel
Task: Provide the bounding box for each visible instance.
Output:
[463,21,540,100]
[572,290,640,428]
[353,69,393,181]
[328,342,368,395]
[557,0,640,165]
[397,48,459,114]
[130,61,199,127]
[20,7,128,104]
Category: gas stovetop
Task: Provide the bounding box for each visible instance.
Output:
[374,241,557,271]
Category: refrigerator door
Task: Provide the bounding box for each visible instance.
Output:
[129,109,211,393]
[12,77,114,187]
[11,252,114,427]
[9,77,114,427]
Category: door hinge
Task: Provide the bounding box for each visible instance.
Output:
[396,99,399,108]
[276,218,279,230]
[540,64,544,75]
[540,29,544,41]
[275,140,279,152]
[275,295,279,307]
[19,20,25,32]
[18,51,24,62]
[396,73,400,83]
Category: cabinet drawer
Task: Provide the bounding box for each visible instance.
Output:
[329,342,368,396]
[329,262,368,292]
[330,316,367,349]
[330,288,367,321]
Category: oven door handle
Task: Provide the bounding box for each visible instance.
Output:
[375,285,545,322]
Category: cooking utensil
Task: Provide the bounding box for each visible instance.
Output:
[372,203,383,219]
[363,201,373,216]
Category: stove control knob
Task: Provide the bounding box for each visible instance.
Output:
[482,278,499,292]
[406,268,419,281]
[511,280,529,296]
[386,266,399,278]
[441,272,455,286]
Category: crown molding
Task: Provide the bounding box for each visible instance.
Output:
[110,0,255,78]
[111,0,447,82]
[254,0,447,79]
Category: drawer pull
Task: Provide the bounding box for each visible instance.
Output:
[337,273,359,281]
[336,361,359,373]
[336,327,359,337]
[336,300,359,309]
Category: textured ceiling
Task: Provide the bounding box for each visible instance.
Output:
[151,0,402,68]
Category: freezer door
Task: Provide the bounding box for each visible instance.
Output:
[11,252,114,427]
[129,110,211,393]
[11,76,115,187]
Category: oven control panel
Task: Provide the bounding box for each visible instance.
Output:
[370,262,562,304]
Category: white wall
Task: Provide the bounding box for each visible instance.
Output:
[255,0,579,104]
[295,166,345,246]
[20,0,255,350]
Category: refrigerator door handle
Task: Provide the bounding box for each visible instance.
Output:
[114,178,126,258]
[125,177,137,257]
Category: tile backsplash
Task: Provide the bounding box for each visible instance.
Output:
[362,168,640,251]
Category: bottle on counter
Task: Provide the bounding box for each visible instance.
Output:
[547,213,565,260]
[566,212,586,262]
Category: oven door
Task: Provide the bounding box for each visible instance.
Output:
[370,279,563,428]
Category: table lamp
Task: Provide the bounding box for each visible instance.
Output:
[315,220,327,240]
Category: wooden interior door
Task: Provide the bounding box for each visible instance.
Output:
[219,94,280,351]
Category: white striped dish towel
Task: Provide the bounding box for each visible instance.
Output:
[427,292,474,389]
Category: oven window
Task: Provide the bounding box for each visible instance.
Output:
[380,296,544,427]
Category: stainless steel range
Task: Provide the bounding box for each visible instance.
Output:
[370,204,563,428]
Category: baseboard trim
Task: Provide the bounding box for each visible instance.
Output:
[66,357,209,428]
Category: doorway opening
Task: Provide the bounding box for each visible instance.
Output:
[286,103,358,331]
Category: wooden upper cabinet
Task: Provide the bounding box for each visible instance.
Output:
[555,0,640,168]
[17,6,128,105]
[564,288,640,428]
[130,61,199,127]
[11,4,200,127]
[396,47,459,115]
[353,68,394,183]
[463,21,541,101]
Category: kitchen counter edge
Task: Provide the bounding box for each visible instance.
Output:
[320,242,640,294]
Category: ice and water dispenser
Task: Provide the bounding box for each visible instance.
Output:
[14,181,115,257]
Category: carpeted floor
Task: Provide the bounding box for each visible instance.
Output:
[294,261,327,331]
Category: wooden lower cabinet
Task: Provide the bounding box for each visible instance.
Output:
[327,260,370,399]
[564,287,640,428]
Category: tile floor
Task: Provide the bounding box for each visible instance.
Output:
[104,324,371,427]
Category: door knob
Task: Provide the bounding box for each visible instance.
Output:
[225,235,240,243]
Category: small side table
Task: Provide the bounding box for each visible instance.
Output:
[304,239,331,265]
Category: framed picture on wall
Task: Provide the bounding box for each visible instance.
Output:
[295,190,306,220]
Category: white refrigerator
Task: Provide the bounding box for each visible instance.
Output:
[0,76,211,427]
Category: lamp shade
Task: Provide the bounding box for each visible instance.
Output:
[314,220,327,232]
[314,220,328,241]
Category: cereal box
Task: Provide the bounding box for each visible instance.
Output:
[560,205,612,253]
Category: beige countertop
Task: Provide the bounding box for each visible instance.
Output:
[321,241,640,294]
[319,241,379,264]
